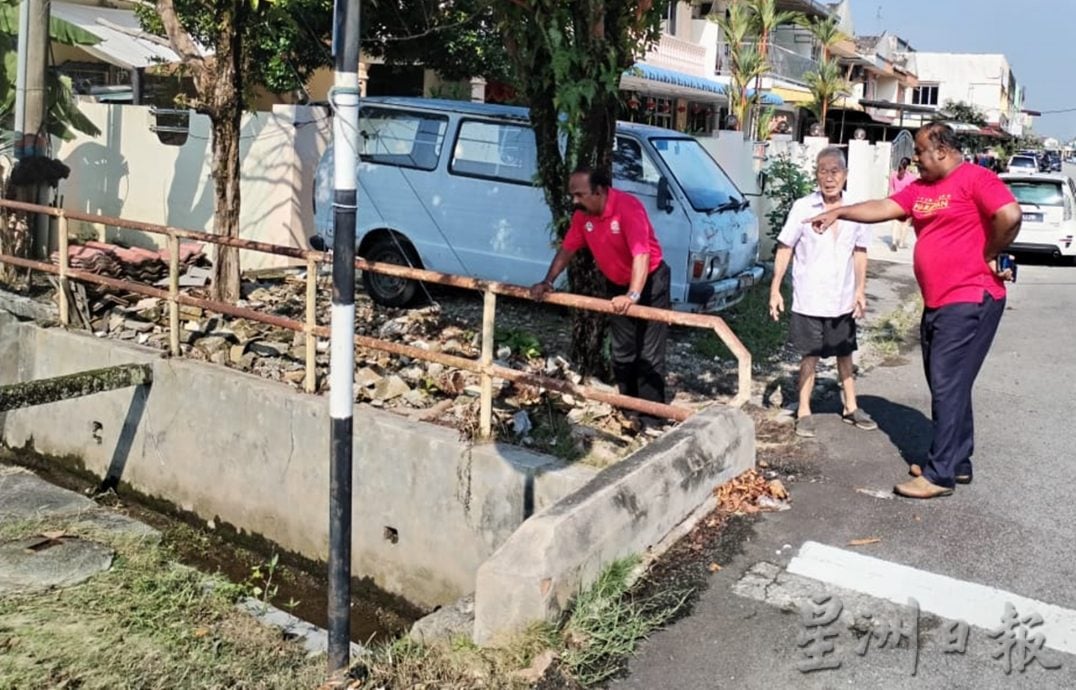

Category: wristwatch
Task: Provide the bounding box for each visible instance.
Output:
[626,290,641,303]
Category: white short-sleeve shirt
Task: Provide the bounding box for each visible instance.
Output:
[776,191,871,318]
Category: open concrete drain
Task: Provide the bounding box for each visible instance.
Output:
[0,535,114,594]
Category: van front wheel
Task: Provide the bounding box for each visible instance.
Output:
[361,236,420,307]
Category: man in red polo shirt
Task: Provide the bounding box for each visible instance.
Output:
[530,166,670,406]
[809,123,1022,499]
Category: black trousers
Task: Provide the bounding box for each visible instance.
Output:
[920,292,1005,488]
[605,262,670,405]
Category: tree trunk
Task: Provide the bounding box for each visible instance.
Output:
[568,90,620,377]
[208,1,244,303]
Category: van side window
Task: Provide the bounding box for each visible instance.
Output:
[358,107,448,171]
[613,137,661,186]
[450,120,537,185]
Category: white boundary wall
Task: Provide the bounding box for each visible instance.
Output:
[53,103,331,271]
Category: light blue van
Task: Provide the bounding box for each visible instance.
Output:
[312,97,763,311]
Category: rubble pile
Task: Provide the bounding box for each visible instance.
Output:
[61,268,726,463]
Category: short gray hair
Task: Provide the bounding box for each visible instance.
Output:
[816,146,847,170]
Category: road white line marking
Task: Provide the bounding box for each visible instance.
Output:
[788,541,1076,656]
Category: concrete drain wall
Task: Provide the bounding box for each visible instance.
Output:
[0,313,594,609]
[0,311,756,641]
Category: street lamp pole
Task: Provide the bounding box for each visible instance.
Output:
[327,0,360,675]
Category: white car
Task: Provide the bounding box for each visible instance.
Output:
[1000,173,1076,260]
[1006,155,1040,174]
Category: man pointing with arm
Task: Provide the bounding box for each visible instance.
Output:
[809,122,1022,499]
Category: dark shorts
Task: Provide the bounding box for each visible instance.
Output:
[790,311,857,358]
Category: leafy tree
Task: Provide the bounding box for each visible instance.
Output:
[362,0,510,83]
[938,99,988,152]
[141,0,333,302]
[491,0,668,374]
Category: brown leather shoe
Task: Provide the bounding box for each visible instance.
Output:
[894,476,954,499]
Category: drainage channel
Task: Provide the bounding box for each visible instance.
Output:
[2,448,423,646]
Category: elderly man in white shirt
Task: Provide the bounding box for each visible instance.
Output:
[769,146,877,438]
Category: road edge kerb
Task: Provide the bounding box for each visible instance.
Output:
[472,405,755,646]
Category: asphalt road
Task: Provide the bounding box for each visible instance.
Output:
[612,248,1076,689]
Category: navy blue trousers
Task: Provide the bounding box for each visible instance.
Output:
[920,293,1005,488]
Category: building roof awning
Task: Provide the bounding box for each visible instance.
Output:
[50,1,203,70]
[857,98,945,115]
[623,63,783,105]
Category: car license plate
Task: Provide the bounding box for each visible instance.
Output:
[738,273,756,288]
[1023,212,1043,223]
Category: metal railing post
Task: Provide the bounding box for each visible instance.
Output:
[479,288,496,439]
[167,234,180,356]
[304,257,318,393]
[0,198,754,419]
[57,212,69,327]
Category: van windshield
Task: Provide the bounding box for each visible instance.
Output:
[649,137,744,212]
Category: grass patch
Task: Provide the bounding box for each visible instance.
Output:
[692,281,791,363]
[353,557,689,688]
[0,515,324,690]
[865,294,923,359]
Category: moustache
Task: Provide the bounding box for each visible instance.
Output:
[572,203,586,213]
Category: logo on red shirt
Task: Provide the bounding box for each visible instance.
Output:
[610,220,621,234]
[912,194,951,216]
[585,221,594,232]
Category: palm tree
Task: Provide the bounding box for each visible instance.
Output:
[804,57,847,135]
[798,15,848,63]
[746,0,801,136]
[713,0,762,131]
[714,2,766,131]
[727,44,767,130]
[749,0,801,61]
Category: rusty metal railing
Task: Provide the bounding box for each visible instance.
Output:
[0,200,752,434]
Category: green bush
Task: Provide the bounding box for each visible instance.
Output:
[764,153,814,243]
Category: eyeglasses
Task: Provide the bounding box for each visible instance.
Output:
[816,168,845,179]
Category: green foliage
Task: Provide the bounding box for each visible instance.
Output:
[941,99,987,126]
[363,0,510,83]
[940,99,989,152]
[135,0,332,99]
[0,519,323,688]
[803,57,846,130]
[495,327,543,359]
[560,556,691,685]
[492,0,669,236]
[763,153,813,243]
[0,1,101,139]
[797,15,848,61]
[692,281,791,362]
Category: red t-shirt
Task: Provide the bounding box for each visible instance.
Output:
[890,163,1015,308]
[562,188,663,286]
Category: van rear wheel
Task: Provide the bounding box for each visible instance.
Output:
[361,236,420,307]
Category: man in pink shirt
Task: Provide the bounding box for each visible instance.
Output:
[810,123,1022,499]
[531,167,669,406]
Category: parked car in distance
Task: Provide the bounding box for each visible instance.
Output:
[1007,155,1040,174]
[312,97,764,312]
[1000,172,1076,261]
